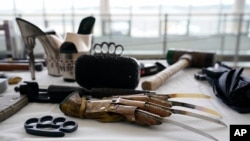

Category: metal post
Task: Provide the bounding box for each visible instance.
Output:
[186,5,192,36]
[13,0,17,17]
[2,21,17,58]
[100,0,110,37]
[128,6,132,37]
[42,0,48,28]
[219,14,227,60]
[71,0,75,32]
[62,14,66,34]
[246,17,250,36]
[163,14,168,55]
[108,14,112,40]
[217,0,223,34]
[234,13,243,67]
[158,5,162,36]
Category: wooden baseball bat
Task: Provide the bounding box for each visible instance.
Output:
[141,54,192,90]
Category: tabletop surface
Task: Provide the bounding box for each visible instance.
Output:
[0,60,250,141]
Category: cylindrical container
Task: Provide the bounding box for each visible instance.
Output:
[59,53,84,82]
[59,32,92,82]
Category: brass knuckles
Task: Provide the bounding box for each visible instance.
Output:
[93,42,124,56]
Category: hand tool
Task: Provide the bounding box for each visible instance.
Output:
[14,81,215,107]
[142,49,216,90]
[24,115,77,137]
[14,81,151,103]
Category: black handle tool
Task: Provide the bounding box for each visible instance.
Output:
[14,81,152,103]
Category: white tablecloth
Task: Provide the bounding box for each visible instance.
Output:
[0,60,250,141]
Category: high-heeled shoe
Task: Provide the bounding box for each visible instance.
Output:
[59,16,96,82]
[77,16,96,34]
[16,18,63,79]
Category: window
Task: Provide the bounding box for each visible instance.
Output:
[0,0,250,66]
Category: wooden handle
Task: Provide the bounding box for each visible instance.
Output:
[0,63,30,71]
[142,58,190,90]
[0,63,43,71]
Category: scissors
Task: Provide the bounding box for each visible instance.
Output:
[24,115,78,137]
[93,42,124,55]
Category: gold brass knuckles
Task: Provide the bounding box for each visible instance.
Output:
[60,92,227,141]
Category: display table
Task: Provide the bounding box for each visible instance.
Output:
[0,60,249,141]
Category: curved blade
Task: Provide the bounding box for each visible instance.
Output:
[163,118,218,141]
[166,93,211,99]
[118,94,221,117]
[147,102,226,126]
[147,93,211,100]
[136,109,218,141]
[169,108,227,127]
[170,101,222,118]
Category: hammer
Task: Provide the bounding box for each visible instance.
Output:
[141,49,216,90]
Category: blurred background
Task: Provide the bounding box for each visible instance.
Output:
[0,0,249,67]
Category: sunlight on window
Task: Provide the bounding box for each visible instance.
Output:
[0,0,249,60]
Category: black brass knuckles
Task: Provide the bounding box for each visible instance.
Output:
[92,42,124,56]
[24,115,78,137]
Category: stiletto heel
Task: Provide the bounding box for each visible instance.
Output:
[16,18,63,78]
[59,16,95,82]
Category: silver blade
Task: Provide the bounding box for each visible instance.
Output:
[162,118,218,141]
[169,108,227,127]
[147,93,211,99]
[147,102,226,126]
[170,100,222,118]
[136,109,218,141]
